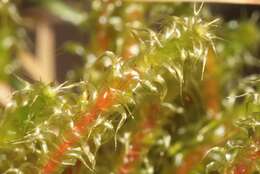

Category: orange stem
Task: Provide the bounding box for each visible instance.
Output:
[42,89,116,174]
[233,163,249,174]
[62,1,116,173]
[232,149,260,174]
[203,48,220,117]
[43,73,134,174]
[117,104,159,174]
[176,146,209,174]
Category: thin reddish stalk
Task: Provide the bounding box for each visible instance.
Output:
[117,104,159,174]
[172,49,220,174]
[117,130,144,174]
[176,146,209,174]
[233,163,249,174]
[43,74,134,174]
[203,48,220,118]
[62,1,115,173]
[57,3,144,173]
[42,89,115,174]
[116,5,150,173]
[174,125,238,174]
[64,166,72,174]
[232,149,260,174]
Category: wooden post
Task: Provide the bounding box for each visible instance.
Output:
[36,19,56,83]
[0,82,12,106]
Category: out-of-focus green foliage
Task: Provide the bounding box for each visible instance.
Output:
[0,1,21,82]
[42,0,87,25]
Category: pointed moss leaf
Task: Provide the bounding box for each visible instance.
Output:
[115,111,127,148]
[65,151,93,171]
[206,147,226,163]
[154,74,168,100]
[3,168,23,174]
[161,102,183,114]
[81,143,96,169]
[93,134,102,151]
[87,115,103,139]
[103,120,114,130]
[143,157,154,174]
[170,66,184,98]
[142,80,158,93]
[206,161,223,174]
[201,47,209,80]
[119,132,131,153]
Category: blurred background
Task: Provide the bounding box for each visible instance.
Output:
[21,1,260,82]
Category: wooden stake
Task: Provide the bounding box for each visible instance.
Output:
[36,19,56,83]
[0,82,12,106]
[18,49,43,81]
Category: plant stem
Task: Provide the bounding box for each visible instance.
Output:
[117,104,159,174]
[203,48,220,118]
[176,146,209,174]
[42,89,116,174]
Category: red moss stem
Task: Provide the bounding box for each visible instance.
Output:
[42,89,115,174]
[176,146,209,174]
[117,104,159,174]
[43,73,134,173]
[203,48,220,118]
[233,163,249,174]
[232,149,260,174]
